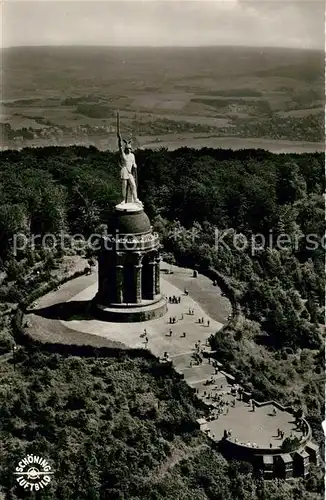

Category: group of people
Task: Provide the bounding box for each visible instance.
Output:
[197,317,210,326]
[160,351,171,363]
[168,295,181,304]
[207,391,234,418]
[295,417,305,433]
[167,309,211,340]
[169,312,185,324]
[189,338,213,366]
[277,428,285,439]
[140,329,149,345]
[207,358,220,373]
[224,429,232,438]
[168,329,186,337]
[194,340,203,353]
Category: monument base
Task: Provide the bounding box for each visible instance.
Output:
[91,296,167,322]
[115,201,143,212]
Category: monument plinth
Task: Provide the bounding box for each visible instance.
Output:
[93,203,167,322]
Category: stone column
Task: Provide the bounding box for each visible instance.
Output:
[115,254,124,303]
[155,255,161,295]
[148,258,156,300]
[134,254,143,303]
[97,254,103,297]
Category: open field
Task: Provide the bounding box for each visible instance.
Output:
[1,46,324,151]
[140,136,325,153]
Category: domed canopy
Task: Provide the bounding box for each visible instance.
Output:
[108,204,152,236]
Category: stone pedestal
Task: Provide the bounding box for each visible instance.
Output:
[93,203,166,322]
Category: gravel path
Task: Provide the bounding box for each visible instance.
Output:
[161,263,231,323]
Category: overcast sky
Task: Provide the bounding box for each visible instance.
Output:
[1,0,324,49]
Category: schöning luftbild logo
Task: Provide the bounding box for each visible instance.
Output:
[14,455,54,491]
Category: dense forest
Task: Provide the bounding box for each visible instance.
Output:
[0,347,323,500]
[0,146,324,498]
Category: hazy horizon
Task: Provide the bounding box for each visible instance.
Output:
[1,1,324,50]
[2,44,323,52]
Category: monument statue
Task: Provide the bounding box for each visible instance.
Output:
[117,111,142,206]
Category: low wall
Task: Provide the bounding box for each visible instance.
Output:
[93,298,167,322]
[222,431,310,460]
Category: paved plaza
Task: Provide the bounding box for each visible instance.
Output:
[205,401,303,448]
[26,263,304,450]
[59,274,223,357]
